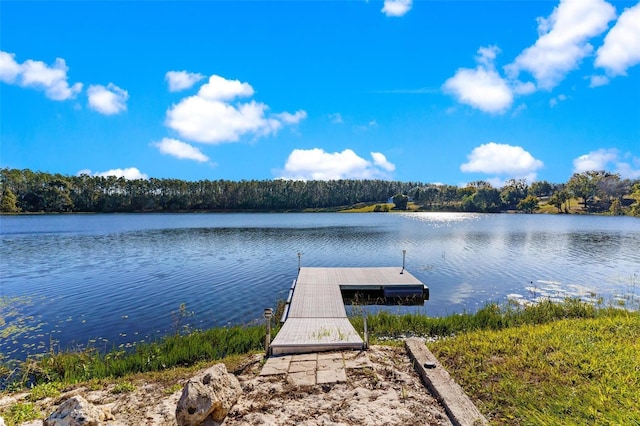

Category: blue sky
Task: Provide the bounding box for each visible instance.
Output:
[1,0,639,186]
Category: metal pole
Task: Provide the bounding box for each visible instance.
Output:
[264,308,273,355]
[297,252,301,271]
[401,249,406,274]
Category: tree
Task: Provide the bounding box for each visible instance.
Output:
[500,179,529,210]
[629,183,640,217]
[549,190,570,213]
[0,186,20,212]
[567,171,608,211]
[530,180,554,197]
[517,195,539,213]
[469,188,502,212]
[392,193,408,210]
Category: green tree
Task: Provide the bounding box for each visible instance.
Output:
[0,186,20,212]
[392,193,409,210]
[629,183,640,217]
[530,180,554,197]
[500,179,529,210]
[469,188,502,212]
[549,190,570,213]
[517,195,540,213]
[567,171,607,211]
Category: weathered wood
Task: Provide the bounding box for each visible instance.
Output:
[405,338,488,426]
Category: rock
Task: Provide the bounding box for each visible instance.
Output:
[44,395,112,426]
[175,363,242,426]
[0,415,5,426]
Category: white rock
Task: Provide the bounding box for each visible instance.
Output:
[175,363,242,426]
[44,395,110,426]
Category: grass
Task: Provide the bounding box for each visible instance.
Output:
[2,298,638,425]
[428,314,640,425]
[349,297,621,341]
[5,323,267,388]
[0,402,40,425]
[349,298,640,424]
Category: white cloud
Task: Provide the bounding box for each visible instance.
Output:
[461,142,544,180]
[371,152,396,172]
[571,148,640,178]
[166,96,281,143]
[615,158,640,179]
[87,83,128,115]
[573,148,619,172]
[549,93,567,107]
[589,75,610,87]
[165,70,205,92]
[153,138,209,162]
[275,110,307,124]
[277,148,396,180]
[0,51,82,100]
[595,2,640,76]
[198,74,254,101]
[443,46,513,114]
[506,0,616,90]
[0,51,21,83]
[329,113,344,124]
[166,74,306,144]
[78,167,148,180]
[381,0,412,17]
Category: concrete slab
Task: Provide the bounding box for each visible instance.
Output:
[291,353,318,362]
[317,368,347,384]
[259,357,291,376]
[287,370,316,386]
[318,352,344,361]
[317,359,344,371]
[289,360,317,373]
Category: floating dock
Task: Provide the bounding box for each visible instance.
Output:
[270,267,428,356]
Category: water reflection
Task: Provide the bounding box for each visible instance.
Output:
[1,213,639,359]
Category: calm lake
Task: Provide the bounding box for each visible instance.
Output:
[1,212,639,359]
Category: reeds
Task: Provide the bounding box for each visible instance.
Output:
[7,324,266,388]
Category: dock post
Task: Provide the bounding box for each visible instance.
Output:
[264,308,273,355]
[364,316,369,350]
[401,249,406,274]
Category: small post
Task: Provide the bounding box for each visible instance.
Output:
[401,249,406,274]
[297,252,302,271]
[364,316,369,350]
[264,308,273,355]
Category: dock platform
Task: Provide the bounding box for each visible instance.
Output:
[270,267,427,356]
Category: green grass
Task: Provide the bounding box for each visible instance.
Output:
[2,298,638,426]
[110,380,136,394]
[0,402,40,425]
[7,323,267,388]
[27,381,63,402]
[428,314,640,425]
[349,298,621,341]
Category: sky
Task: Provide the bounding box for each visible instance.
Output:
[1,0,639,187]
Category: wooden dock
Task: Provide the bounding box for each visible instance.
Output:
[270,267,427,356]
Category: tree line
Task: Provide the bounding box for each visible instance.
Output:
[1,168,639,216]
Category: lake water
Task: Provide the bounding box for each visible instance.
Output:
[1,213,639,359]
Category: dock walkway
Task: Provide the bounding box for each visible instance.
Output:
[270,267,426,355]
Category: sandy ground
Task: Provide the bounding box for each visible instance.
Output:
[1,345,452,425]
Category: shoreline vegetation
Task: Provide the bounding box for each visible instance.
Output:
[2,168,640,216]
[2,297,639,424]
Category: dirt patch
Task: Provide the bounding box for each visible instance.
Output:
[1,346,451,425]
